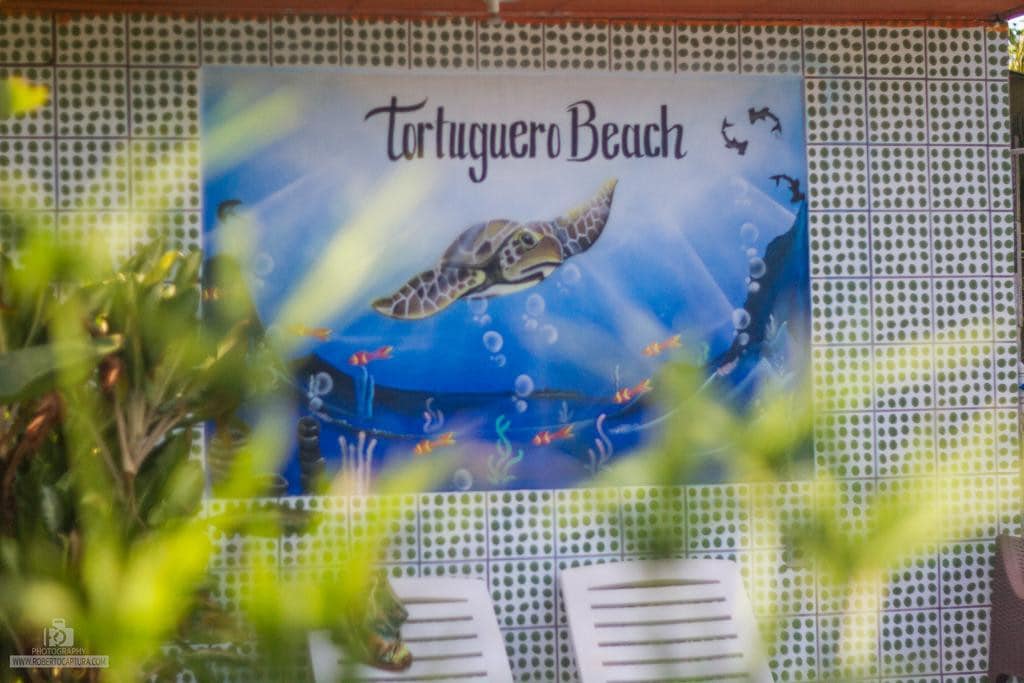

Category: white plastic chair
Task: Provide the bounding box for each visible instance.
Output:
[560,559,773,683]
[308,576,513,683]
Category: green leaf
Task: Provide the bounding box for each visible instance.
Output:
[135,430,193,522]
[39,484,68,537]
[0,336,123,402]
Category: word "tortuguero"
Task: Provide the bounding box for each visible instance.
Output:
[364,97,687,183]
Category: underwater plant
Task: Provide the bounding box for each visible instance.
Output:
[558,400,573,425]
[486,414,523,486]
[337,430,377,495]
[355,367,376,419]
[421,397,445,434]
[585,413,613,476]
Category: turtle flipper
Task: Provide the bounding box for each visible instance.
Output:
[554,178,617,257]
[372,267,487,320]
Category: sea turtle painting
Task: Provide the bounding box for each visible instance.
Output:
[372,178,618,320]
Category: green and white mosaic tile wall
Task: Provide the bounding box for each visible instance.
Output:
[0,13,1020,681]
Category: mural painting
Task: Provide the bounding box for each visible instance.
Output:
[201,69,810,492]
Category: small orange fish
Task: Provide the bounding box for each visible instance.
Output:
[613,379,653,405]
[414,431,456,456]
[348,345,393,366]
[532,424,574,446]
[288,324,332,342]
[642,334,682,357]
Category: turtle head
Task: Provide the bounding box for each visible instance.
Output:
[498,225,563,284]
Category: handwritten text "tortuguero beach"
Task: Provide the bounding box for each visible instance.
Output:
[364,97,688,183]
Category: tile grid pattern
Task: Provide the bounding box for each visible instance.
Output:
[0,13,1020,681]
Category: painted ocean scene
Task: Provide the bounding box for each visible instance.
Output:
[201,68,810,492]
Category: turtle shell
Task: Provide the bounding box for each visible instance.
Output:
[440,219,519,269]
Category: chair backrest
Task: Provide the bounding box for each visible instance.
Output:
[560,559,773,683]
[308,576,513,683]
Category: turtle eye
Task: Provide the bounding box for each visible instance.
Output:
[521,232,537,247]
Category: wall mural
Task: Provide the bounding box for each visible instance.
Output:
[201,68,810,492]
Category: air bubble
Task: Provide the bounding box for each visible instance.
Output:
[514,374,535,397]
[309,397,323,411]
[467,297,488,315]
[561,263,582,285]
[524,317,539,331]
[515,399,528,413]
[749,258,767,279]
[738,333,750,346]
[733,309,751,330]
[253,253,275,276]
[526,293,546,317]
[492,354,507,367]
[452,468,473,491]
[748,281,761,294]
[483,330,503,353]
[541,324,558,344]
[740,222,759,244]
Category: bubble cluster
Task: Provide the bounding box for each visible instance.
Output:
[514,374,535,397]
[483,330,503,353]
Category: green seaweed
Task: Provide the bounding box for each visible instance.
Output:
[486,414,523,485]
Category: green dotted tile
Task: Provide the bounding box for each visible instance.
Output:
[488,490,554,558]
[410,18,476,70]
[808,145,868,211]
[341,18,408,69]
[201,17,270,65]
[927,27,985,79]
[1,138,55,210]
[545,22,610,71]
[478,21,543,71]
[803,25,864,77]
[130,67,198,137]
[870,145,929,211]
[874,344,934,410]
[868,79,927,145]
[504,628,557,683]
[739,24,802,74]
[865,26,926,77]
[56,67,127,137]
[129,138,200,210]
[928,80,986,145]
[929,146,988,211]
[128,15,199,66]
[940,606,989,673]
[930,212,990,277]
[939,540,993,608]
[875,410,935,478]
[57,13,125,64]
[811,278,871,345]
[675,22,738,73]
[805,78,866,144]
[271,15,340,66]
[814,411,875,479]
[611,23,673,73]
[418,492,486,561]
[880,609,940,676]
[555,487,620,557]
[0,14,53,64]
[812,345,873,412]
[872,277,932,344]
[490,558,555,628]
[935,409,995,474]
[871,211,930,276]
[57,138,129,210]
[810,211,869,277]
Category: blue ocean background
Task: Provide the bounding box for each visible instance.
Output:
[200,68,810,491]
